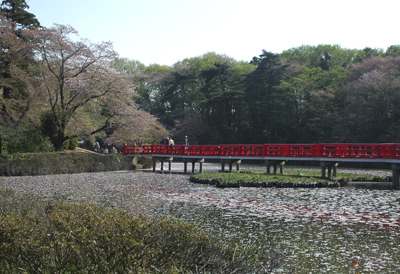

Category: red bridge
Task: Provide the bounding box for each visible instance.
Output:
[124,143,400,189]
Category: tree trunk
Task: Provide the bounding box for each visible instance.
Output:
[55,127,65,151]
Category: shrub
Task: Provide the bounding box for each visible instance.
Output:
[133,156,153,169]
[63,137,78,150]
[0,199,221,273]
[3,127,54,154]
[63,139,70,150]
[0,203,143,273]
[0,152,133,176]
[68,137,78,150]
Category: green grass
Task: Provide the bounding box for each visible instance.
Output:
[192,169,388,184]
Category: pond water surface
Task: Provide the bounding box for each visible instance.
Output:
[138,165,400,273]
[149,184,400,273]
[1,165,399,273]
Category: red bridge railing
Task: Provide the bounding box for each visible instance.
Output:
[124,143,400,160]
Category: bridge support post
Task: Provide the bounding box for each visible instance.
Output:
[320,162,338,180]
[152,157,173,172]
[220,159,241,173]
[183,158,205,174]
[391,164,400,190]
[184,159,188,174]
[265,160,285,174]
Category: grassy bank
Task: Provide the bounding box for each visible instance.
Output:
[0,151,135,176]
[190,170,391,188]
[194,170,388,182]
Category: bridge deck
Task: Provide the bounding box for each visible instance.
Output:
[124,143,400,189]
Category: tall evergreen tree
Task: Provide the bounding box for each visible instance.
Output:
[1,0,40,30]
[244,50,290,143]
[200,61,245,143]
[160,65,199,127]
[0,2,40,153]
[0,0,40,105]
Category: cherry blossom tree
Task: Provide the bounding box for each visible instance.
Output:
[338,56,400,142]
[30,24,167,150]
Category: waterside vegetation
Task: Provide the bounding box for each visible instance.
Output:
[190,169,391,189]
[0,151,133,176]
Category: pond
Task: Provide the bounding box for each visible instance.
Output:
[0,164,399,273]
[149,184,400,273]
[134,164,400,273]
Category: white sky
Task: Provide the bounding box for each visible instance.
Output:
[27,0,400,66]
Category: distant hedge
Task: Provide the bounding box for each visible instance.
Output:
[0,152,134,176]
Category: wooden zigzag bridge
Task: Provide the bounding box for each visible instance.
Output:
[124,143,400,189]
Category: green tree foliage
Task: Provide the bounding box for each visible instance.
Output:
[154,53,253,144]
[40,110,59,146]
[3,126,53,153]
[160,62,201,127]
[280,45,356,142]
[243,50,292,143]
[281,44,360,70]
[119,45,400,145]
[0,6,41,154]
[136,63,172,115]
[0,0,40,30]
[199,59,246,143]
[358,47,384,61]
[67,136,78,150]
[385,45,400,57]
[0,0,40,105]
[279,66,345,142]
[114,58,172,118]
[112,57,145,75]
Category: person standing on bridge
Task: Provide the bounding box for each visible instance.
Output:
[164,137,169,145]
[184,136,189,154]
[169,137,175,145]
[184,136,189,146]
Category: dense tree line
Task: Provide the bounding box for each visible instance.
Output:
[116,45,400,145]
[1,1,400,154]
